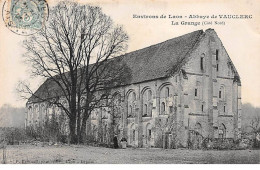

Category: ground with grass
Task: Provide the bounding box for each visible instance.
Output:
[0,144,259,164]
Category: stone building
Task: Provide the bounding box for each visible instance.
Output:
[25,29,242,148]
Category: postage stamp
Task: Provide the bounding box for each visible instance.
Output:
[2,0,49,36]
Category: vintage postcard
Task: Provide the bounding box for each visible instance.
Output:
[0,0,259,165]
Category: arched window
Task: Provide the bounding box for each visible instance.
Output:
[144,104,147,115]
[146,123,152,144]
[159,85,174,115]
[161,102,165,114]
[219,123,226,139]
[142,89,153,117]
[201,57,204,70]
[219,85,225,101]
[165,87,170,97]
[128,91,136,117]
[200,54,205,71]
[160,85,172,98]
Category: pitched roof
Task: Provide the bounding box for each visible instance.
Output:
[119,29,204,83]
[28,30,204,103]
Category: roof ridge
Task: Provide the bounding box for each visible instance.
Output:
[123,29,204,57]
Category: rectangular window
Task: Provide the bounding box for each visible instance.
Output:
[195,89,198,97]
[217,64,219,72]
[200,57,204,70]
[224,106,226,113]
[216,50,219,61]
[202,105,204,112]
[219,91,222,98]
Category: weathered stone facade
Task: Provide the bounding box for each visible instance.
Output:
[26,29,242,148]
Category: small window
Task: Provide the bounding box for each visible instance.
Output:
[201,105,204,112]
[200,57,204,70]
[161,102,165,114]
[219,86,225,101]
[216,50,219,61]
[148,129,152,139]
[129,105,132,116]
[133,130,135,141]
[144,104,147,115]
[195,89,198,97]
[219,91,222,99]
[217,64,219,72]
[165,87,170,98]
[224,106,226,113]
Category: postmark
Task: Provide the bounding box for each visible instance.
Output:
[2,0,49,36]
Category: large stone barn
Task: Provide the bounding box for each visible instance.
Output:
[25,29,242,148]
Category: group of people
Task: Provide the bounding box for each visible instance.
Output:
[113,135,127,149]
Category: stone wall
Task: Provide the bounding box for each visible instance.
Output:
[25,29,241,148]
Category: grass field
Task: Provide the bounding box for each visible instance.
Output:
[0,144,259,164]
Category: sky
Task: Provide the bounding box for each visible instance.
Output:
[0,0,259,108]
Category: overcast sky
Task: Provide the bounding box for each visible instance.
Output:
[0,0,259,108]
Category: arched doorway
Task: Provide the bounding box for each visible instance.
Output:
[219,123,226,139]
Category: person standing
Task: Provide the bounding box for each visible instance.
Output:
[113,135,119,149]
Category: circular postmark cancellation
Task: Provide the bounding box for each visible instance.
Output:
[2,0,49,36]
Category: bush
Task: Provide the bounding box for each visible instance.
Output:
[1,127,31,145]
[59,135,68,144]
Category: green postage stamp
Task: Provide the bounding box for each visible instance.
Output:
[2,0,49,35]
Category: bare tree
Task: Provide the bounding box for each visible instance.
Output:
[18,1,129,144]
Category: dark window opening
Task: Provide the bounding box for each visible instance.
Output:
[200,57,204,70]
[129,106,132,117]
[219,91,222,98]
[216,50,219,61]
[202,105,204,112]
[224,106,226,112]
[195,89,198,97]
[148,130,152,138]
[217,64,219,72]
[161,102,165,114]
[166,87,170,97]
